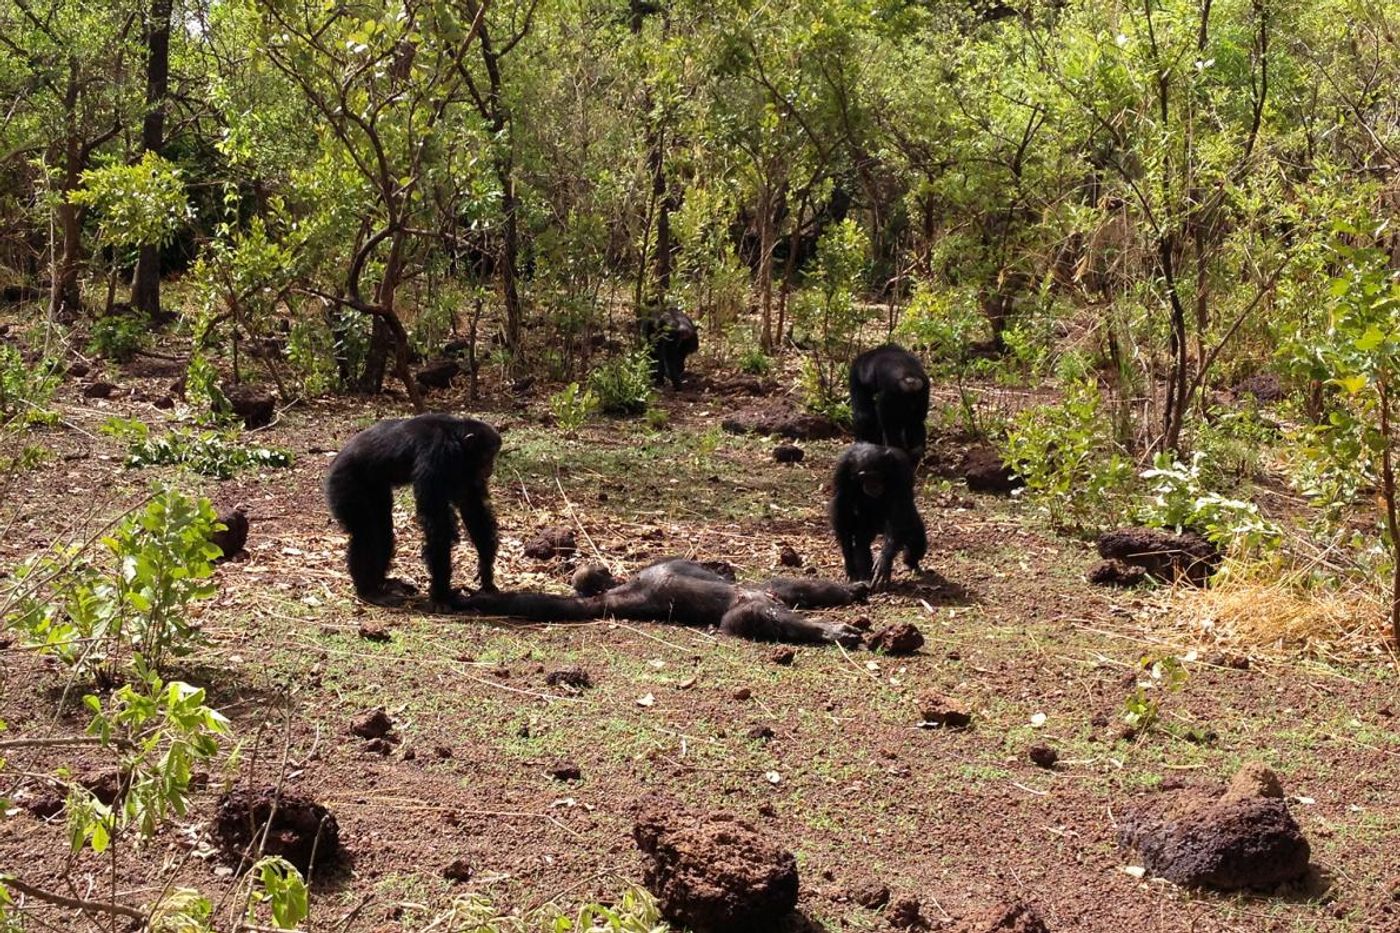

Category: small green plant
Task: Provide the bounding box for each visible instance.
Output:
[1137,452,1281,554]
[737,343,772,376]
[1121,654,1189,737]
[1001,379,1134,532]
[246,857,310,930]
[5,488,223,675]
[102,419,293,479]
[88,312,151,363]
[426,888,667,932]
[0,344,61,425]
[589,349,654,416]
[549,382,598,433]
[644,406,670,430]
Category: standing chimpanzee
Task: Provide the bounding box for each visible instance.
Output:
[642,306,700,389]
[465,558,867,646]
[325,414,500,610]
[830,443,927,589]
[849,344,929,462]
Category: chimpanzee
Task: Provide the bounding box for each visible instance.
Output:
[642,307,700,389]
[325,414,500,610]
[465,558,867,646]
[830,443,927,589]
[849,344,929,461]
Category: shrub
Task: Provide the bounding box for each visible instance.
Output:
[88,312,150,363]
[549,382,598,433]
[589,349,653,416]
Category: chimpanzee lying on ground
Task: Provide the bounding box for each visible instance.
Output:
[464,558,867,646]
[642,307,700,389]
[849,343,929,461]
[831,443,927,589]
[325,414,500,610]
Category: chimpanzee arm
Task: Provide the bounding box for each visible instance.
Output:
[849,373,880,445]
[761,577,868,609]
[718,601,863,646]
[831,485,873,582]
[464,589,603,620]
[413,472,462,606]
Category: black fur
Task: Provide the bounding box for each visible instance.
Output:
[325,414,500,609]
[466,558,866,646]
[642,308,699,389]
[831,443,928,589]
[849,343,929,461]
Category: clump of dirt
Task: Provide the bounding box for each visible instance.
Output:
[1096,527,1220,586]
[958,899,1051,932]
[545,666,593,690]
[867,622,925,655]
[222,384,275,429]
[82,381,118,399]
[960,446,1023,494]
[769,646,796,666]
[886,895,923,928]
[917,691,971,729]
[572,562,616,595]
[524,526,577,560]
[633,804,799,932]
[773,444,805,464]
[442,858,473,882]
[720,405,843,441]
[350,708,395,740]
[777,545,803,568]
[415,359,461,390]
[1027,744,1058,769]
[547,760,582,781]
[212,787,341,874]
[358,620,391,642]
[1086,559,1147,588]
[211,507,249,560]
[852,883,890,909]
[1117,762,1310,891]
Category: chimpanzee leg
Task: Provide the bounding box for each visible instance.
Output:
[340,485,396,601]
[849,383,880,445]
[457,480,499,592]
[760,577,868,609]
[414,479,461,606]
[719,602,862,646]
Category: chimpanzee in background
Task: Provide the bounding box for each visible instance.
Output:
[642,306,699,389]
[831,442,927,589]
[325,414,500,610]
[465,558,867,646]
[849,343,929,462]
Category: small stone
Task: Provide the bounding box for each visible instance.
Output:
[866,622,925,655]
[67,361,91,378]
[434,745,454,759]
[547,761,582,781]
[545,667,593,690]
[82,381,117,399]
[400,745,416,762]
[777,546,802,568]
[358,621,391,642]
[350,708,394,740]
[523,526,577,560]
[769,646,796,666]
[746,725,775,741]
[773,444,805,464]
[1224,761,1284,802]
[363,737,394,756]
[442,858,473,882]
[850,616,873,632]
[917,691,971,729]
[1028,744,1058,769]
[733,687,752,701]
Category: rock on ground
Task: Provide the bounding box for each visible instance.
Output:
[212,787,341,873]
[958,900,1051,933]
[1086,559,1147,588]
[523,525,577,560]
[960,446,1023,494]
[917,691,971,729]
[866,623,925,655]
[211,507,249,560]
[773,444,805,463]
[1117,762,1310,891]
[633,805,799,932]
[1097,527,1220,586]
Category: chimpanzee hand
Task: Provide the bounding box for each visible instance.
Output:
[847,581,871,603]
[822,622,865,649]
[870,557,892,591]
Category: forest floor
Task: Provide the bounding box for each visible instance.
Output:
[2,342,1399,932]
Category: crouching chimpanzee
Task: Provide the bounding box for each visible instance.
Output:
[642,306,699,389]
[465,558,867,646]
[325,414,500,610]
[831,443,927,589]
[850,343,929,462]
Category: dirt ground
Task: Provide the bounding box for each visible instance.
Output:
[2,350,1399,932]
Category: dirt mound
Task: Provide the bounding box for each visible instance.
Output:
[633,805,799,932]
[917,691,971,729]
[1086,559,1147,588]
[212,787,341,873]
[1117,763,1310,891]
[82,381,118,399]
[211,507,249,560]
[523,526,577,560]
[960,446,1023,494]
[777,545,803,568]
[959,900,1050,932]
[350,708,395,740]
[545,666,593,690]
[866,622,925,655]
[721,405,843,441]
[773,444,805,463]
[222,384,275,429]
[1096,527,1220,586]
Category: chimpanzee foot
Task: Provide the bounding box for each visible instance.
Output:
[359,587,408,608]
[822,622,866,649]
[848,581,871,603]
[383,578,419,598]
[428,589,476,613]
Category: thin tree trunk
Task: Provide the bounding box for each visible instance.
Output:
[130,0,173,323]
[1380,381,1400,647]
[757,188,775,351]
[50,67,83,323]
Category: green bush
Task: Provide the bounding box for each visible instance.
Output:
[589,349,653,416]
[102,419,293,479]
[88,312,150,363]
[548,381,598,433]
[1136,452,1282,554]
[0,344,61,425]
